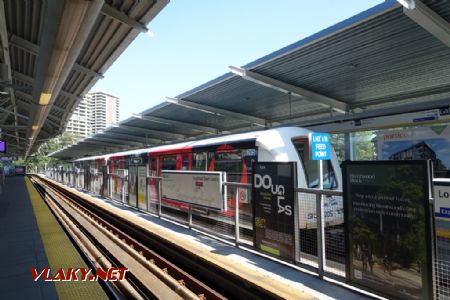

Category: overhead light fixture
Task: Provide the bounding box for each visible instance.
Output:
[39,93,52,105]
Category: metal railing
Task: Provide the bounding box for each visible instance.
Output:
[46,169,450,298]
[295,187,345,278]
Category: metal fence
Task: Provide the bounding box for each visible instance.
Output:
[295,187,345,278]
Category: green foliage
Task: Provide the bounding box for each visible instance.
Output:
[331,131,376,163]
[16,132,79,172]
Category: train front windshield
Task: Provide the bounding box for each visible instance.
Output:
[293,138,338,189]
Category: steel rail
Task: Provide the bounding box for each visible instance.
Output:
[30,175,222,300]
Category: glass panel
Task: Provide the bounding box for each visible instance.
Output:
[192,152,207,171]
[293,139,337,189]
[162,156,176,170]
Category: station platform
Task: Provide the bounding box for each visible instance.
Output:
[52,179,377,300]
[3,175,378,299]
[0,176,107,299]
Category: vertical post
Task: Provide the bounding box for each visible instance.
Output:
[158,178,162,217]
[235,185,240,246]
[188,205,193,229]
[108,174,112,199]
[344,132,355,161]
[121,178,125,203]
[317,160,325,278]
[294,186,300,263]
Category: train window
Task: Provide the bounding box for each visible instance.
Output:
[293,139,337,189]
[214,149,256,183]
[181,154,190,170]
[215,152,242,182]
[193,152,207,171]
[162,156,177,170]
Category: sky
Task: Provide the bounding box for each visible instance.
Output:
[92,0,384,121]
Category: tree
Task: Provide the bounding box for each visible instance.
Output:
[331,131,376,163]
[15,132,79,173]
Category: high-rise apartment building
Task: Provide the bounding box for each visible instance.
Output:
[66,91,120,137]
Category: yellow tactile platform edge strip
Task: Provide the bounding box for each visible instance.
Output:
[44,176,316,300]
[25,177,108,300]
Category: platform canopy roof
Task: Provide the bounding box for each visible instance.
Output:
[0,0,169,158]
[51,0,450,160]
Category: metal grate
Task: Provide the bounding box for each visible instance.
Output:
[323,194,345,277]
[436,259,450,300]
[297,191,319,268]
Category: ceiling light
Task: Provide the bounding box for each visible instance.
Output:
[39,93,52,105]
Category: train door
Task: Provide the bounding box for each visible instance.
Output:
[101,165,108,197]
[137,165,147,210]
[84,164,90,190]
[128,165,138,207]
[148,156,159,209]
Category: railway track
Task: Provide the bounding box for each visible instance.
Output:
[30,175,280,300]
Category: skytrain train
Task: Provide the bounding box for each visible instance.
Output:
[50,127,343,229]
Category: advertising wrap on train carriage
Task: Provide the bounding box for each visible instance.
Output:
[161,171,224,210]
[343,160,434,300]
[377,125,450,178]
[253,162,296,261]
[137,166,147,210]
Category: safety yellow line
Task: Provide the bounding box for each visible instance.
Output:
[47,176,316,299]
[25,177,108,300]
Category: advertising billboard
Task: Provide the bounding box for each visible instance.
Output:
[253,162,296,261]
[161,170,224,210]
[343,161,433,300]
[377,125,450,178]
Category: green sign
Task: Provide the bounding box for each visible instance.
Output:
[343,160,434,300]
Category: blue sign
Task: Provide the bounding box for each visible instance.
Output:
[309,132,331,160]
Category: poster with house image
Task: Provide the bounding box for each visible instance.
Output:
[376,125,450,178]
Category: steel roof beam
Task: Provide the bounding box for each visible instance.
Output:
[73,63,104,79]
[98,131,153,144]
[1,131,27,141]
[229,66,349,114]
[101,3,148,33]
[9,34,39,55]
[88,136,144,147]
[399,0,450,48]
[165,97,267,127]
[0,106,29,120]
[0,1,19,143]
[60,90,83,102]
[112,124,184,140]
[15,90,33,101]
[132,113,219,134]
[12,71,35,84]
[79,139,132,148]
[111,125,164,144]
[1,125,27,130]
